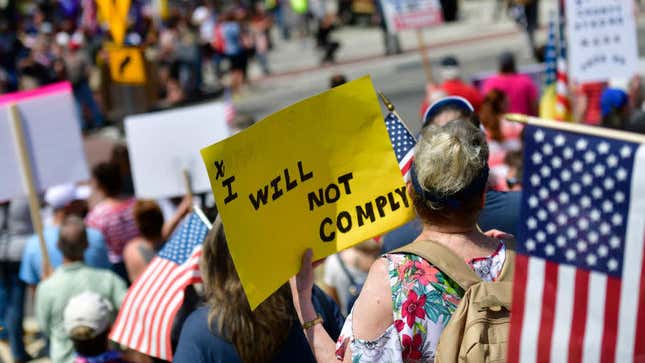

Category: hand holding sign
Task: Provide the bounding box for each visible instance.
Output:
[201,76,414,309]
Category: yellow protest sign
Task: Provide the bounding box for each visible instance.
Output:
[201,76,415,309]
[96,0,131,45]
[107,47,146,84]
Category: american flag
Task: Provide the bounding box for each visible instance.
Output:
[555,7,571,121]
[508,125,645,362]
[385,112,416,181]
[223,87,236,126]
[110,212,210,361]
[544,11,557,90]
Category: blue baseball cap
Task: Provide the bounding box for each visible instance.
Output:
[600,88,628,117]
[422,96,475,128]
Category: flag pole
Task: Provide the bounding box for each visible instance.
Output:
[415,30,433,85]
[505,113,645,144]
[181,168,212,230]
[182,169,193,204]
[377,90,416,137]
[8,104,52,276]
[193,205,212,230]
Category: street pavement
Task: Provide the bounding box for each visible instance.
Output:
[237,0,645,135]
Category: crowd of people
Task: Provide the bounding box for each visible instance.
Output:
[0,0,354,131]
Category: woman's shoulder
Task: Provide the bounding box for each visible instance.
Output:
[175,307,241,363]
[122,239,145,260]
[383,252,463,309]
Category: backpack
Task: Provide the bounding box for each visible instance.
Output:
[393,239,515,363]
[335,254,363,314]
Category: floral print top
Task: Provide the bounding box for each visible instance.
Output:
[335,242,506,362]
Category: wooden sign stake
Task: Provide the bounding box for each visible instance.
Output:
[8,104,51,276]
[416,30,434,85]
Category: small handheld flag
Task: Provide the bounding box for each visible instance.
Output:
[110,211,210,361]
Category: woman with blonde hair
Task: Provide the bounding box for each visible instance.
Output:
[174,218,344,363]
[291,118,514,362]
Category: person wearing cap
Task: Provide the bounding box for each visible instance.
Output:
[63,292,127,363]
[381,96,521,253]
[420,56,482,116]
[481,51,538,116]
[600,88,630,130]
[19,184,110,286]
[35,216,126,363]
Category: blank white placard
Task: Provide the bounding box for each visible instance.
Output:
[125,102,232,199]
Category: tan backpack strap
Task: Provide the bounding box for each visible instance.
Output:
[392,240,481,290]
[497,238,516,283]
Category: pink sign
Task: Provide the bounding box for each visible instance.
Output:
[0,82,72,106]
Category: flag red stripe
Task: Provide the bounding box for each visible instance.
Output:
[633,234,645,360]
[110,258,161,337]
[137,252,202,355]
[136,261,187,350]
[507,254,529,363]
[157,274,202,359]
[537,260,559,363]
[131,262,175,347]
[401,156,414,176]
[111,258,166,343]
[568,269,590,363]
[151,261,202,356]
[600,276,621,363]
[163,276,203,361]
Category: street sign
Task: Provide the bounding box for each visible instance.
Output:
[96,0,131,45]
[107,47,146,84]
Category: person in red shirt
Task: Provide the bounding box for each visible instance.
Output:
[574,81,606,125]
[419,56,482,117]
[481,52,539,116]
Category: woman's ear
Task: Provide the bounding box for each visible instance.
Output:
[406,181,413,198]
[480,187,487,209]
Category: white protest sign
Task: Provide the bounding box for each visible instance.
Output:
[0,83,89,201]
[380,0,443,33]
[125,102,231,199]
[566,0,638,82]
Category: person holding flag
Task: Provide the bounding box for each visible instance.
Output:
[174,218,345,362]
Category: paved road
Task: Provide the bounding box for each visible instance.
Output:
[237,12,645,135]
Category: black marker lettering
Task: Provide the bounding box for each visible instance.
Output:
[222,176,238,204]
[298,161,313,181]
[249,186,269,210]
[337,211,352,233]
[394,186,410,208]
[325,183,340,203]
[356,203,376,227]
[214,160,225,180]
[307,190,324,211]
[270,175,283,201]
[320,217,335,242]
[387,192,400,212]
[375,195,388,217]
[284,168,298,191]
[337,172,354,195]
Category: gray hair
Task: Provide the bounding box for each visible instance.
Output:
[414,119,489,210]
[58,216,88,261]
